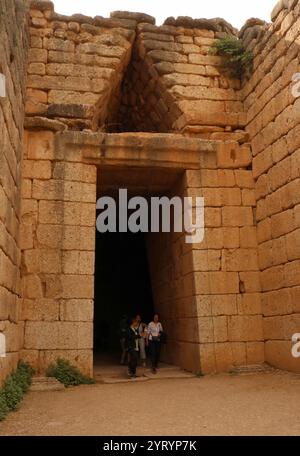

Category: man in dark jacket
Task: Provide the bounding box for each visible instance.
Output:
[125,317,140,378]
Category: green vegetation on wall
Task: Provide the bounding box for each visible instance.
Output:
[46,358,95,388]
[210,37,253,79]
[0,362,34,421]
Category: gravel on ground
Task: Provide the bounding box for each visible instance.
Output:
[1,371,300,436]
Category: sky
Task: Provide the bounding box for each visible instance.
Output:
[52,0,278,30]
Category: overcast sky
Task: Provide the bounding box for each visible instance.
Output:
[52,0,277,29]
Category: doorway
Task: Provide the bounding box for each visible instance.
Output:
[92,165,200,372]
[93,229,154,363]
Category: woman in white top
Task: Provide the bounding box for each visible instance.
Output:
[147,314,163,374]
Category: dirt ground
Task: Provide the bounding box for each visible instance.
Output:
[1,371,300,436]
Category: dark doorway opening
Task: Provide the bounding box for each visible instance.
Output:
[93,229,154,361]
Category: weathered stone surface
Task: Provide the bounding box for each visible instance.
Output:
[25,116,67,131]
[110,11,155,24]
[47,103,93,119]
[217,143,252,169]
[27,131,55,160]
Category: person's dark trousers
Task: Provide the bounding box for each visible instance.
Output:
[149,340,161,369]
[128,349,138,376]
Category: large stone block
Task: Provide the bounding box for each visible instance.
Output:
[22,274,43,299]
[262,288,292,317]
[214,343,233,372]
[44,38,75,53]
[21,180,32,199]
[252,148,273,179]
[240,226,257,248]
[22,298,59,321]
[190,250,221,273]
[24,321,93,350]
[60,299,93,321]
[38,200,96,227]
[210,294,237,316]
[32,179,64,200]
[222,207,254,227]
[268,156,291,192]
[28,48,47,63]
[237,293,262,316]
[38,349,93,376]
[62,226,95,251]
[61,274,94,299]
[242,189,256,206]
[19,350,39,370]
[261,265,285,292]
[257,218,272,244]
[27,131,54,160]
[213,316,228,342]
[239,272,261,293]
[48,90,100,105]
[4,321,24,352]
[20,223,35,250]
[22,160,52,179]
[228,315,263,342]
[57,322,93,349]
[198,187,242,207]
[36,224,63,249]
[221,249,258,272]
[231,342,246,366]
[290,287,300,313]
[279,179,300,210]
[284,260,300,287]
[204,208,221,227]
[286,228,300,261]
[217,143,252,169]
[272,236,288,266]
[62,251,95,274]
[198,317,214,343]
[52,163,97,183]
[21,199,38,221]
[63,181,96,203]
[24,321,59,349]
[194,271,239,294]
[199,343,216,374]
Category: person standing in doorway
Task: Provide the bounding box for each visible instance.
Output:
[136,314,148,368]
[125,317,140,378]
[147,314,163,374]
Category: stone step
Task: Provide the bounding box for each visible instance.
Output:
[98,376,150,384]
[96,365,195,384]
[143,369,195,380]
[230,363,275,375]
[30,377,65,392]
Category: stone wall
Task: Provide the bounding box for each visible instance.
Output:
[20,130,97,375]
[241,0,300,371]
[25,1,152,131]
[147,140,263,374]
[185,153,263,373]
[1,0,300,378]
[0,0,29,384]
[146,178,201,372]
[119,19,246,139]
[25,2,247,141]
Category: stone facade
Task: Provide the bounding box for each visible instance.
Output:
[240,0,300,371]
[0,0,29,384]
[0,0,300,381]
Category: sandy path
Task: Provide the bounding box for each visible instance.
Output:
[1,372,300,436]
